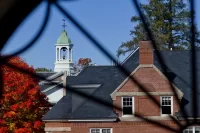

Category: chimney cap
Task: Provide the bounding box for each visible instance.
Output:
[139,41,153,49]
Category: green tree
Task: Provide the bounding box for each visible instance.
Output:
[35,68,52,72]
[117,0,200,57]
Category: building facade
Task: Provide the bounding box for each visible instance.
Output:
[42,41,199,133]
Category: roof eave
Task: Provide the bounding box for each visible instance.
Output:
[42,118,117,122]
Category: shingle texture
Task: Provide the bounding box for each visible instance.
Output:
[38,72,64,95]
[36,72,56,79]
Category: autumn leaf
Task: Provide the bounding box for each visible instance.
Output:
[34,121,43,130]
[0,127,8,133]
[9,123,15,130]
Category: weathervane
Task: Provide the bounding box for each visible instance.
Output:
[62,19,67,30]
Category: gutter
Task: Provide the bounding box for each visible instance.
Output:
[43,118,117,122]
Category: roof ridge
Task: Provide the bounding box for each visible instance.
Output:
[46,71,64,80]
[120,47,139,65]
[85,66,116,68]
[36,72,56,73]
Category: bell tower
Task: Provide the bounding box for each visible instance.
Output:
[54,20,74,75]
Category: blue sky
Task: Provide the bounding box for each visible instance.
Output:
[2,0,200,70]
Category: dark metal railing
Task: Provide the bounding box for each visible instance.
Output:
[0,0,198,132]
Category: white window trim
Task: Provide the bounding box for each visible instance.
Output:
[121,96,134,117]
[183,126,200,133]
[90,128,112,133]
[160,96,173,116]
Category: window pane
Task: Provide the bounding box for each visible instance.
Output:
[91,129,95,133]
[195,127,200,133]
[102,129,111,133]
[91,129,100,133]
[162,106,171,114]
[123,97,132,107]
[123,102,126,105]
[123,107,132,115]
[195,127,200,130]
[183,127,192,133]
[168,100,171,105]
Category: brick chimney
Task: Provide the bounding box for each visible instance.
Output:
[139,41,153,65]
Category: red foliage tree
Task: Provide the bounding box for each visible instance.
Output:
[78,58,92,68]
[0,56,50,133]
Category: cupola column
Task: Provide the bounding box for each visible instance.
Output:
[56,48,58,61]
[59,47,61,61]
[68,49,70,61]
[71,49,73,61]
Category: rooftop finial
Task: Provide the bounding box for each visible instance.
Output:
[62,19,67,30]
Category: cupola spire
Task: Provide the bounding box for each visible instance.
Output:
[62,19,67,30]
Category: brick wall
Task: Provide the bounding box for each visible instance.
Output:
[119,67,174,93]
[113,96,122,117]
[113,66,181,117]
[45,121,179,133]
[135,96,160,116]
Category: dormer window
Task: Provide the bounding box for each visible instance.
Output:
[122,97,134,116]
[160,96,172,115]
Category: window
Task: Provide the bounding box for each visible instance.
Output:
[122,97,133,115]
[160,96,172,115]
[90,128,112,133]
[183,126,200,133]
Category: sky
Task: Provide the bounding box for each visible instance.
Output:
[2,0,200,70]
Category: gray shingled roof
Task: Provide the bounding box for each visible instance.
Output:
[38,72,64,96]
[42,49,200,120]
[36,72,56,79]
[42,49,139,121]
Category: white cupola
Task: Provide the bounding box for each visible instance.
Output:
[54,29,74,75]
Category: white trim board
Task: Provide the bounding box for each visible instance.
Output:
[69,84,101,88]
[42,82,63,93]
[43,118,117,122]
[45,127,71,132]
